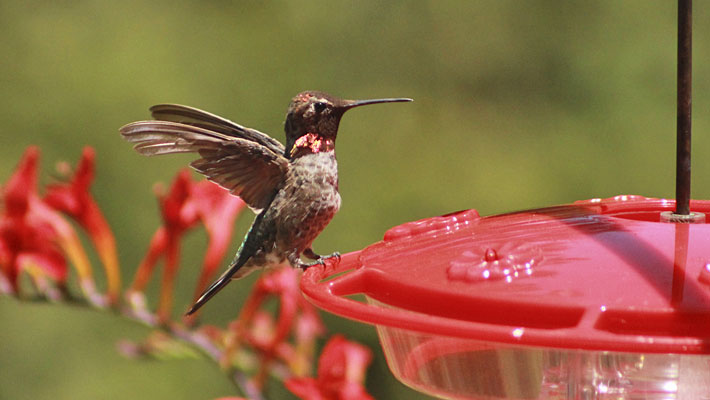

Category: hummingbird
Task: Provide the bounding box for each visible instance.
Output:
[120,91,412,315]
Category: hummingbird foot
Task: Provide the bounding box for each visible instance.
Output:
[321,251,341,264]
[296,250,341,270]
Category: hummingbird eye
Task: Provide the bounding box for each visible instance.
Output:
[313,102,327,113]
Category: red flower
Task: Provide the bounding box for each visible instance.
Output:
[223,267,326,387]
[0,147,89,295]
[129,169,198,323]
[128,170,245,323]
[44,147,121,304]
[290,302,327,375]
[185,180,246,308]
[286,335,374,400]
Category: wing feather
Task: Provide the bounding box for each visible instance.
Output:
[150,104,285,155]
[120,120,288,211]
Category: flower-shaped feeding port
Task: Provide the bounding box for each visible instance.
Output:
[447,243,541,284]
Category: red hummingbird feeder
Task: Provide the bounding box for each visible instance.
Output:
[301,1,710,399]
[302,197,710,399]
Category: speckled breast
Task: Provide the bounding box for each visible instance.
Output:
[276,151,341,250]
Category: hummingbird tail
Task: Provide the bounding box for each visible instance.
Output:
[185,258,247,315]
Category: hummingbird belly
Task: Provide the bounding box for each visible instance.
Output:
[273,151,341,260]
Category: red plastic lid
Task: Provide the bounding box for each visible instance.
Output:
[301,196,710,354]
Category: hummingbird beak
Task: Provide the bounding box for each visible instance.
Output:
[342,97,413,110]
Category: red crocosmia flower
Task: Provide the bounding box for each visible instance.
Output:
[285,335,374,400]
[290,302,326,375]
[237,268,302,353]
[0,147,73,292]
[130,169,199,323]
[44,147,122,304]
[227,267,326,387]
[160,169,199,231]
[129,170,246,323]
[185,180,246,310]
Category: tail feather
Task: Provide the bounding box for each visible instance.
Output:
[185,257,247,315]
[186,198,272,316]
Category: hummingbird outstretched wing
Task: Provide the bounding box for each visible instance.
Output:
[149,104,285,155]
[120,120,289,211]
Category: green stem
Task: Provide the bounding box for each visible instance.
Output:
[8,292,258,399]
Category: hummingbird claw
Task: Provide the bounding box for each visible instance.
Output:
[324,252,341,264]
[298,251,341,270]
[299,259,323,270]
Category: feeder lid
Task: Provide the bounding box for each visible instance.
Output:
[301,196,710,354]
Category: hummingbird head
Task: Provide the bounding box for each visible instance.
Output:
[284,91,412,158]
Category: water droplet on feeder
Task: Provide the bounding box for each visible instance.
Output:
[484,248,498,262]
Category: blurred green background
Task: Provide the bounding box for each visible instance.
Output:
[1,1,710,399]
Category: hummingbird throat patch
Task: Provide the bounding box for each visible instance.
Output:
[291,133,334,157]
